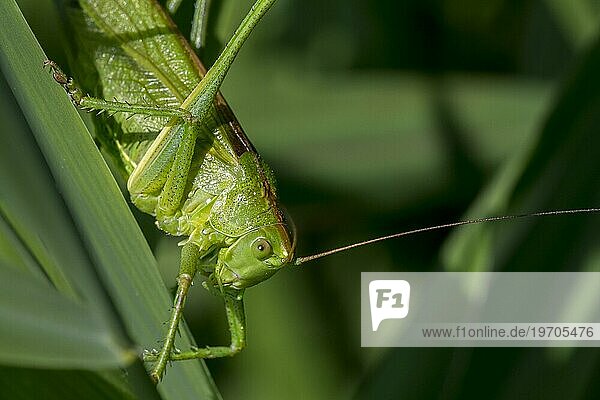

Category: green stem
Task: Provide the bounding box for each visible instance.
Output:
[191,0,212,50]
[166,0,184,14]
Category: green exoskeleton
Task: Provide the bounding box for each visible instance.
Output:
[47,0,599,384]
[48,0,289,382]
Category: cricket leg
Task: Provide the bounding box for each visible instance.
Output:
[149,242,200,383]
[145,288,246,363]
[78,97,192,120]
[155,122,199,220]
[134,120,205,383]
[44,60,193,120]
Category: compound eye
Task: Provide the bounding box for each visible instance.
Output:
[251,238,272,260]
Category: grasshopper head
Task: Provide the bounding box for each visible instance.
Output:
[219,224,295,289]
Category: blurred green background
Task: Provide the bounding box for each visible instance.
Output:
[1,0,600,399]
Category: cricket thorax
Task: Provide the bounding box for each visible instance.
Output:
[130,143,291,254]
[208,152,284,236]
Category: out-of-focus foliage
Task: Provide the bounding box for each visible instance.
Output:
[1,0,599,399]
[0,0,219,398]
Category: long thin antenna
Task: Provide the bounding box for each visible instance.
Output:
[293,208,600,265]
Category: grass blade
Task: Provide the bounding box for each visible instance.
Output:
[0,264,128,368]
[0,0,221,398]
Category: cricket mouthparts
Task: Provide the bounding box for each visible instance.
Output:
[293,208,600,265]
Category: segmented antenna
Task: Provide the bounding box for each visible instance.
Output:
[294,208,600,265]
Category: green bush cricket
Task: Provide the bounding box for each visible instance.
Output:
[46,0,599,384]
[48,0,286,382]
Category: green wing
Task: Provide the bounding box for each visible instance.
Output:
[78,0,202,99]
[69,0,202,175]
[69,0,239,176]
